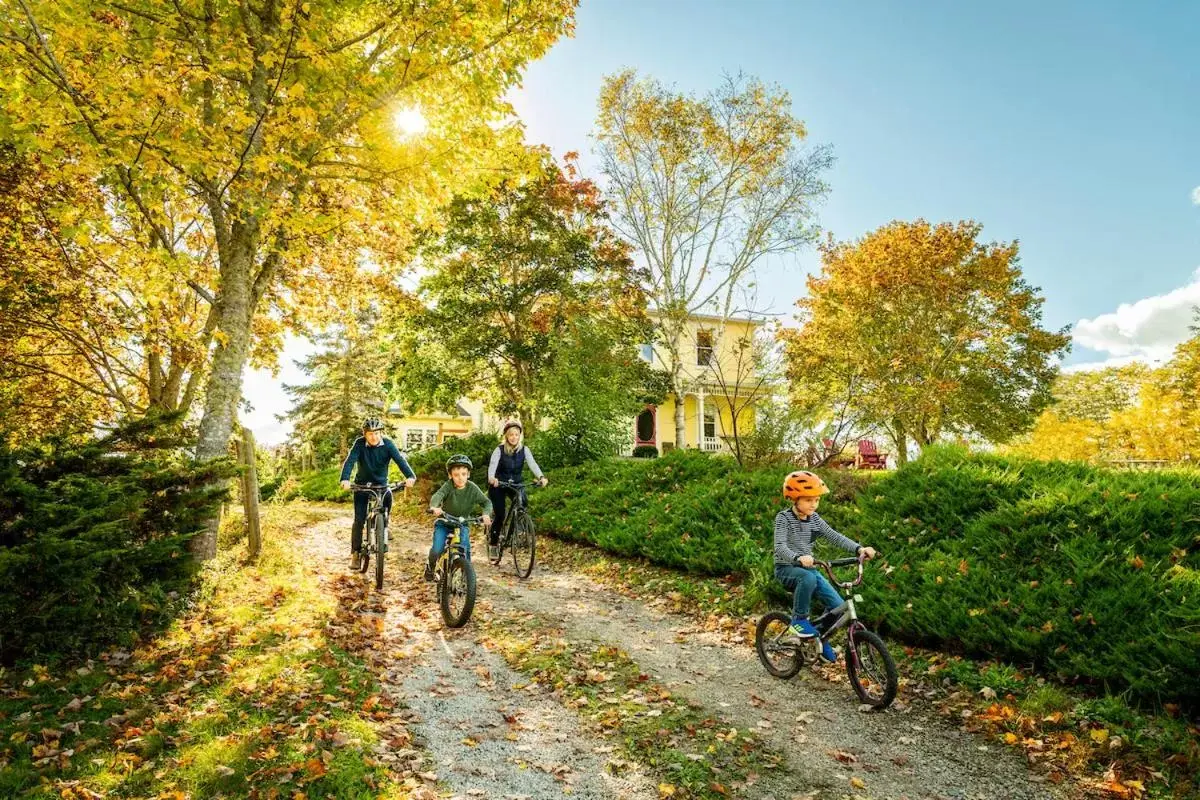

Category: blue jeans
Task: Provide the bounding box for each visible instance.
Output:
[775,564,844,621]
[352,490,392,553]
[429,519,471,567]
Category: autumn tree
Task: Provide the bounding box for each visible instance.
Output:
[595,70,833,447]
[784,220,1071,463]
[387,152,651,429]
[0,144,217,441]
[2,0,575,557]
[1049,363,1148,423]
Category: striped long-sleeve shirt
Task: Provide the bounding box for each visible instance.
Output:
[773,509,861,566]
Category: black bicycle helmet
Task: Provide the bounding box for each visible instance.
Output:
[362,417,385,432]
[502,420,523,434]
[446,453,473,470]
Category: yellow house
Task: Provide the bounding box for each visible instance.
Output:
[380,402,474,452]
[385,313,769,456]
[629,312,768,455]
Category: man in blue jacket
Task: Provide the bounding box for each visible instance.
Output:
[339,418,416,569]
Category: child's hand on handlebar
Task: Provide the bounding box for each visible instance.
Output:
[340,480,351,490]
[481,514,492,527]
[430,507,444,518]
[489,478,498,487]
[796,554,815,567]
[404,477,416,489]
[858,546,877,560]
[538,477,548,487]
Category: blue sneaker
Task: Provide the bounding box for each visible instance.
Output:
[780,619,819,646]
[819,641,839,663]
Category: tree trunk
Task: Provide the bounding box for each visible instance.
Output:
[673,387,686,449]
[892,419,909,466]
[191,221,259,560]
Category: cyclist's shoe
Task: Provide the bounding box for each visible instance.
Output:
[423,563,434,582]
[351,552,361,570]
[488,545,500,562]
[780,619,819,646]
[819,641,839,663]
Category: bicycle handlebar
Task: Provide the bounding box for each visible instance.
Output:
[814,552,871,588]
[349,482,407,492]
[494,480,542,489]
[431,511,484,525]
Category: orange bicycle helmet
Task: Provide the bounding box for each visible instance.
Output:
[782,470,829,501]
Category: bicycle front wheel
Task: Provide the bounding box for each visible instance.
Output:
[440,555,476,628]
[373,515,386,590]
[359,519,371,575]
[511,511,535,579]
[755,611,803,678]
[846,627,897,709]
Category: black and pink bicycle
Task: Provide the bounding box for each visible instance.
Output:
[755,553,898,709]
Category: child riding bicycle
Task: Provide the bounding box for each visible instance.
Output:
[774,470,876,662]
[486,420,547,562]
[339,417,416,570]
[426,454,493,581]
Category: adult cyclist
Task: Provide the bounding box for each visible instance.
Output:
[339,418,416,569]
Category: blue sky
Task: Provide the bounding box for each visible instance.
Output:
[245,0,1200,443]
[513,0,1200,359]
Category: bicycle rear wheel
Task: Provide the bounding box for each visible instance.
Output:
[373,515,386,590]
[511,511,535,579]
[846,626,897,708]
[439,555,477,628]
[755,611,803,678]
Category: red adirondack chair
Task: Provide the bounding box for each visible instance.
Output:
[856,439,887,470]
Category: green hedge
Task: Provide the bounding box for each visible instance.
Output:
[534,447,1200,711]
[847,447,1200,711]
[534,451,868,604]
[0,415,232,663]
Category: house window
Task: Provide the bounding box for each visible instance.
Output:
[696,329,714,366]
[639,343,654,363]
[405,428,438,451]
[703,406,717,439]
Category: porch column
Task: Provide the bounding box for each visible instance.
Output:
[697,389,706,449]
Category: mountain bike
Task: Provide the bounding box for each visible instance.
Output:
[431,513,480,628]
[755,554,898,709]
[350,483,405,591]
[490,480,537,579]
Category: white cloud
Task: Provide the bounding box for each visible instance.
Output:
[1071,267,1200,366]
[1192,185,1200,205]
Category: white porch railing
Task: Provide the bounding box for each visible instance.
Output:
[701,437,724,453]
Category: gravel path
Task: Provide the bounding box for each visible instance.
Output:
[297,502,1069,800]
[296,504,658,800]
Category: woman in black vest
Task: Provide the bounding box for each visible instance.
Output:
[486,421,548,561]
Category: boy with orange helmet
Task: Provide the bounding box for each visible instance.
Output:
[775,470,876,661]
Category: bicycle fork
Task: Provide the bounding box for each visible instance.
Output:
[815,597,863,665]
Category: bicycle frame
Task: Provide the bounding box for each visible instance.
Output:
[351,483,403,532]
[434,513,480,567]
[493,480,533,541]
[810,555,873,664]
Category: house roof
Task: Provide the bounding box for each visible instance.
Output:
[647,309,768,326]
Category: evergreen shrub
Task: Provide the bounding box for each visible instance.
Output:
[0,415,232,663]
